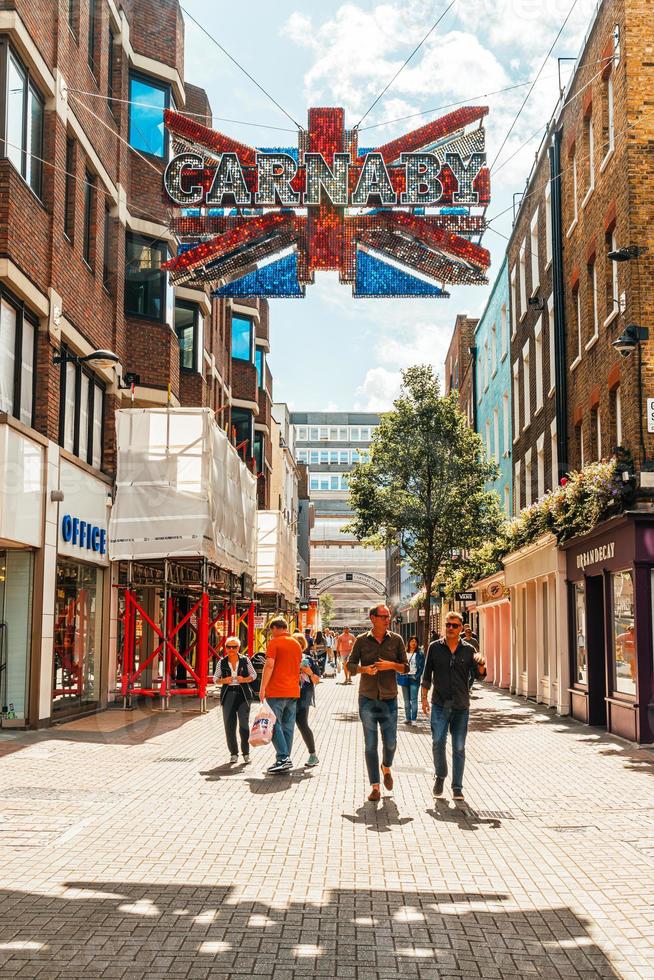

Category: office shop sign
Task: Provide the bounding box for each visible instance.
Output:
[61,514,107,557]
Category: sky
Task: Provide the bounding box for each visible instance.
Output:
[181,0,601,412]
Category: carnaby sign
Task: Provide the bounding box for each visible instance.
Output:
[576,541,616,570]
[163,106,490,299]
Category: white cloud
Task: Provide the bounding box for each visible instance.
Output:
[354,366,403,411]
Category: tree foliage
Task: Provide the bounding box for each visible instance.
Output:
[347,365,504,644]
[318,593,335,628]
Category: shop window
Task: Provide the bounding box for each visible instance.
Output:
[0,293,36,427]
[0,550,33,723]
[573,581,587,684]
[175,300,199,372]
[59,353,105,468]
[124,233,168,320]
[542,580,549,676]
[128,72,170,158]
[1,43,44,197]
[231,408,253,458]
[231,314,254,362]
[611,570,636,696]
[53,558,102,711]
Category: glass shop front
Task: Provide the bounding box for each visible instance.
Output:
[564,513,654,744]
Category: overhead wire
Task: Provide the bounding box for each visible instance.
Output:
[489,0,582,172]
[354,0,459,130]
[180,4,302,130]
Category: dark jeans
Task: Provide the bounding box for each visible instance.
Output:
[401,682,419,721]
[296,701,315,754]
[222,689,251,756]
[267,697,298,763]
[430,703,469,792]
[359,696,398,785]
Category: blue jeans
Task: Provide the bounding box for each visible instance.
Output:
[359,696,398,785]
[267,697,298,763]
[402,682,419,721]
[430,703,470,792]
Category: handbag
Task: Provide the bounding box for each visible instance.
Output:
[248,701,276,746]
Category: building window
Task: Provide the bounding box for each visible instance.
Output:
[605,227,619,322]
[534,316,543,412]
[340,450,348,463]
[254,432,264,474]
[578,421,585,468]
[551,420,558,489]
[128,72,170,158]
[611,570,636,697]
[500,303,507,358]
[536,434,545,499]
[320,449,329,464]
[64,138,76,241]
[512,360,520,437]
[587,258,598,345]
[483,339,489,390]
[502,391,509,455]
[602,72,615,161]
[542,580,550,676]
[231,314,254,362]
[613,385,622,445]
[504,485,510,514]
[568,148,578,233]
[297,426,307,441]
[67,0,76,33]
[514,460,521,515]
[525,450,532,507]
[584,113,595,194]
[590,406,601,461]
[510,268,517,338]
[309,427,319,440]
[519,240,527,319]
[572,286,581,362]
[108,27,116,108]
[0,294,35,427]
[83,170,95,268]
[544,181,552,265]
[59,353,105,467]
[530,212,539,294]
[103,203,112,288]
[491,323,497,376]
[296,449,308,464]
[485,419,491,461]
[255,348,265,388]
[522,340,530,429]
[2,45,44,197]
[232,408,253,459]
[547,297,556,395]
[493,407,499,464]
[124,234,168,320]
[88,0,99,77]
[175,301,199,372]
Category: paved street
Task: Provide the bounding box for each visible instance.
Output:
[0,680,653,980]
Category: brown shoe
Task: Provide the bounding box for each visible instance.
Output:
[382,769,393,791]
[368,786,381,802]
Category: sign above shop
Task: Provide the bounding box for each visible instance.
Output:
[61,514,107,556]
[455,591,476,602]
[163,106,490,299]
[576,541,616,571]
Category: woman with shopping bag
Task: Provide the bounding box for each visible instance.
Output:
[397,635,425,725]
[214,636,257,764]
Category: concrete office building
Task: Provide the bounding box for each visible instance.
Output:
[290,413,386,629]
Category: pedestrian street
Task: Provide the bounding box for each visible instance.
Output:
[0,681,653,980]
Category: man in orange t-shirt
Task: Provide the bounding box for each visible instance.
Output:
[337,627,355,685]
[259,618,302,773]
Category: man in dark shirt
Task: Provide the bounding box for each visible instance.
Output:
[421,610,486,802]
[348,604,409,803]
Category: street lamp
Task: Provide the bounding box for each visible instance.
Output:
[53,348,139,388]
[612,323,649,358]
[607,245,648,262]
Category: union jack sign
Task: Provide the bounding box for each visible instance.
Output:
[163,106,490,298]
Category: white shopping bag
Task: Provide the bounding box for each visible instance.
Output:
[248,701,276,747]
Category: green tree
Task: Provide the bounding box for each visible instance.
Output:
[347,365,504,647]
[319,593,335,629]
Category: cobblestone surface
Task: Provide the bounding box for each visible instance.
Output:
[0,682,653,979]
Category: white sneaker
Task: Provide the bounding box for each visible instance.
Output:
[242,754,250,764]
[229,754,238,764]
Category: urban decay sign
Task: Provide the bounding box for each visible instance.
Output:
[163,106,491,298]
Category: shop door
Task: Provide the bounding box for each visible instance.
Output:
[586,575,607,727]
[0,550,33,726]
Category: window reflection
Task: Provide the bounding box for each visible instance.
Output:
[612,570,636,696]
[574,581,587,685]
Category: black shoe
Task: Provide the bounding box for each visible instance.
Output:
[433,776,445,796]
[452,789,465,801]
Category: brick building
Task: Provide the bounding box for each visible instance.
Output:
[443,313,478,427]
[0,0,273,729]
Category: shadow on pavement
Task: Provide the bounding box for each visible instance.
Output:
[468,708,538,732]
[0,880,621,978]
[342,797,414,832]
[427,798,512,831]
[244,771,315,794]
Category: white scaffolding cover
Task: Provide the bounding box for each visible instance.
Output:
[109,408,257,577]
[256,511,296,603]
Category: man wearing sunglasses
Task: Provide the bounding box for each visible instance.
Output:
[421,611,486,802]
[348,604,409,802]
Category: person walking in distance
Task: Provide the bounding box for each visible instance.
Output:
[348,604,409,802]
[398,635,425,725]
[259,618,302,774]
[421,611,486,802]
[293,632,321,767]
[214,636,257,765]
[337,626,355,684]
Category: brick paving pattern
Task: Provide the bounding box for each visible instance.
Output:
[0,680,653,979]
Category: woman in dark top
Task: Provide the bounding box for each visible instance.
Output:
[398,635,425,725]
[214,635,256,765]
[293,632,321,767]
[313,630,327,676]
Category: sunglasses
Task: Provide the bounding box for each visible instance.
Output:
[445,623,461,629]
[372,613,391,619]
[225,644,239,649]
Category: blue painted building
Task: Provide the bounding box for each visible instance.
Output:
[474,257,512,515]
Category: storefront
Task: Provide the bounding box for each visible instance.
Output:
[564,513,654,744]
[503,534,569,715]
[0,419,44,727]
[470,572,511,689]
[52,458,111,719]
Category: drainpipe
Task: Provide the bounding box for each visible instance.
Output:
[469,346,478,433]
[549,130,569,482]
